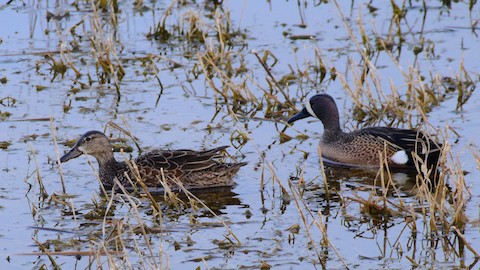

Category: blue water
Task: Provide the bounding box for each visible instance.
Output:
[0,1,479,269]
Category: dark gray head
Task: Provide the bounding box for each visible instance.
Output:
[60,131,113,163]
[287,94,341,132]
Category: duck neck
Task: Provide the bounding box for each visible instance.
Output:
[95,151,120,187]
[322,127,343,143]
[319,108,343,143]
[313,95,341,133]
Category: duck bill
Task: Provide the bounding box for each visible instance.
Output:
[60,146,83,163]
[287,108,311,124]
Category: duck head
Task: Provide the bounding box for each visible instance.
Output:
[287,94,341,131]
[60,131,113,163]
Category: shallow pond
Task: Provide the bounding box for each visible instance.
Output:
[0,0,479,269]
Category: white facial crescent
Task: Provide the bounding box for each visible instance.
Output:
[305,99,318,119]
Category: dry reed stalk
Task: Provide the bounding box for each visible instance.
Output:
[50,117,66,193]
[288,178,349,269]
[31,238,61,268]
[29,143,48,199]
[121,152,164,214]
[54,22,82,79]
[262,156,290,200]
[107,118,141,152]
[82,153,110,199]
[252,50,295,108]
[378,147,415,215]
[112,177,160,269]
[287,184,326,269]
[470,147,480,170]
[452,226,480,259]
[317,146,330,200]
[197,50,257,104]
[213,10,227,53]
[173,179,242,245]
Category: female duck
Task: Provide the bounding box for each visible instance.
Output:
[59,131,246,190]
[288,94,441,174]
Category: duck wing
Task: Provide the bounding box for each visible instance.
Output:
[359,127,441,154]
[134,146,229,176]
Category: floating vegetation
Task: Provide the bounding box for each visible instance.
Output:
[45,55,68,82]
[0,141,11,150]
[0,110,11,120]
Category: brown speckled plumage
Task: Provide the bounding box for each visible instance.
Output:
[288,94,441,172]
[60,131,246,190]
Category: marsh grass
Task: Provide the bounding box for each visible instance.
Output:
[331,0,478,130]
[288,168,348,269]
[42,123,246,268]
[281,144,475,267]
[252,1,478,267]
[87,1,125,91]
[33,0,125,94]
[33,0,480,268]
[147,1,258,114]
[86,168,242,267]
[148,1,244,45]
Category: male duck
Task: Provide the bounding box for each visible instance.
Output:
[59,131,247,190]
[287,94,441,174]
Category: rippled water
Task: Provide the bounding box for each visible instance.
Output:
[0,1,479,269]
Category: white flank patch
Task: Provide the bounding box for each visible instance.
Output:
[305,99,318,119]
[390,150,409,164]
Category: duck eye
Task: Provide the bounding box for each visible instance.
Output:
[85,137,91,142]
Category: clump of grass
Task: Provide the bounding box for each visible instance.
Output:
[0,110,11,120]
[179,10,207,43]
[252,50,294,109]
[150,1,257,112]
[230,129,249,148]
[45,54,68,82]
[96,0,118,13]
[148,1,245,46]
[40,0,124,92]
[146,1,173,41]
[87,0,125,92]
